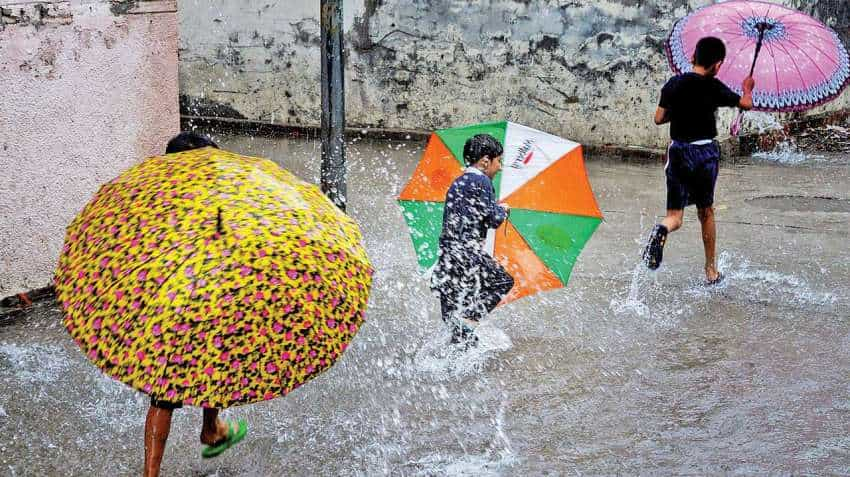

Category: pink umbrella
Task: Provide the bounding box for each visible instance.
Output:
[667,1,849,120]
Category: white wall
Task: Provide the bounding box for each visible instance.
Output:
[177,0,849,149]
[0,1,180,297]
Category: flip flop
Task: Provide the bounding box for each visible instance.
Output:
[201,419,248,459]
[705,272,725,287]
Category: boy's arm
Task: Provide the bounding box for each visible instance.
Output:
[480,178,508,228]
[654,107,670,125]
[655,80,673,125]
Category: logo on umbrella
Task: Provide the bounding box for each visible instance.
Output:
[510,139,545,169]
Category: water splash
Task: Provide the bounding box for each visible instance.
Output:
[752,140,818,165]
[408,401,517,476]
[681,251,838,311]
[610,217,654,318]
[609,263,652,318]
[744,111,784,134]
[744,112,823,164]
[412,325,513,379]
[718,252,838,309]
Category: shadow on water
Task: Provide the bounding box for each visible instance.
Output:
[1,134,849,475]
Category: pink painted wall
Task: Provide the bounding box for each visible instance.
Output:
[0,1,180,297]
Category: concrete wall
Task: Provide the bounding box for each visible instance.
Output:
[0,1,180,297]
[178,0,850,149]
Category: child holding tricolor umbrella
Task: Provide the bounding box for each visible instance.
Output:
[398,122,604,348]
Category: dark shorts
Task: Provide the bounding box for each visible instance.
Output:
[151,397,183,410]
[665,140,720,210]
[431,248,514,323]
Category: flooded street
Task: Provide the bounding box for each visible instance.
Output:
[1,135,849,475]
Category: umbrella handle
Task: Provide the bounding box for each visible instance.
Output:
[749,24,769,77]
[730,110,745,137]
[735,24,771,137]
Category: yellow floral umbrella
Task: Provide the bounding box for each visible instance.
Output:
[55,147,373,408]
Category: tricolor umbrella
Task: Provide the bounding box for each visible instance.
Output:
[55,147,373,408]
[398,121,602,304]
[667,0,850,123]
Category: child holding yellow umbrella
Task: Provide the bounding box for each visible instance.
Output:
[55,133,374,476]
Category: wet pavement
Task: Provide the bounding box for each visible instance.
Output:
[1,135,849,476]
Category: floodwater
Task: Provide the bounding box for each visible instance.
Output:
[1,134,849,476]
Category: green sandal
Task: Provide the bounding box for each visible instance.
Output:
[201,419,248,459]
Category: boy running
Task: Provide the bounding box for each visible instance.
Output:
[644,36,755,284]
[431,134,515,348]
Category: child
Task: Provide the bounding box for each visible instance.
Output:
[644,36,755,284]
[144,132,246,477]
[431,134,515,348]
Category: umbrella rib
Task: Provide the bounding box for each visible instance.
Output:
[730,6,751,27]
[799,37,841,67]
[773,38,809,92]
[729,35,753,53]
[783,36,834,82]
[749,4,760,22]
[772,10,799,23]
[783,22,837,46]
[728,37,752,79]
[715,20,744,28]
[714,29,751,36]
[780,19,828,29]
[79,235,206,389]
[766,41,782,95]
[132,234,224,403]
[76,236,197,313]
[725,36,756,71]
[148,259,203,400]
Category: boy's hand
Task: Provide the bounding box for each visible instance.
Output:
[501,204,511,215]
[742,76,755,93]
[739,76,755,110]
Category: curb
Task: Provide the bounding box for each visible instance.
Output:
[181,115,431,142]
[182,115,668,163]
[0,286,56,322]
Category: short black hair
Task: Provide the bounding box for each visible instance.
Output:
[462,134,503,166]
[165,132,219,154]
[694,36,726,68]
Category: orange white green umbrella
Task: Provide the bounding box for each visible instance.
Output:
[398,121,602,304]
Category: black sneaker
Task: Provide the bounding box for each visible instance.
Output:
[642,224,669,270]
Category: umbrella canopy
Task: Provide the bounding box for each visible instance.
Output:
[55,147,373,408]
[667,0,850,112]
[398,121,602,305]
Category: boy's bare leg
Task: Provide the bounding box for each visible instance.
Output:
[698,207,720,281]
[200,408,230,445]
[661,209,684,232]
[144,406,173,477]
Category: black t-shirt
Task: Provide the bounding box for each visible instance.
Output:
[659,73,741,142]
